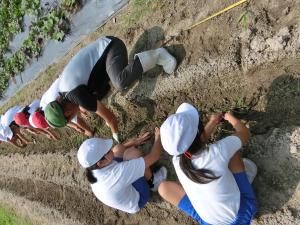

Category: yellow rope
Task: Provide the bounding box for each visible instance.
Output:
[186,0,248,31]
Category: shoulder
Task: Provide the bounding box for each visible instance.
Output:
[214,136,242,149]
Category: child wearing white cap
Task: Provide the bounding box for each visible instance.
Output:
[77,128,167,214]
[0,106,30,148]
[159,103,258,225]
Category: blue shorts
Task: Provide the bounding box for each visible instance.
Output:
[178,172,258,225]
[114,157,150,208]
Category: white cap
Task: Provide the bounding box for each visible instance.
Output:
[77,138,113,168]
[160,103,200,156]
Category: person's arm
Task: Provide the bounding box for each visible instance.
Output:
[143,128,162,168]
[66,86,119,138]
[14,128,30,144]
[22,127,37,135]
[201,113,223,143]
[9,137,26,148]
[79,106,89,120]
[67,121,81,130]
[36,128,58,140]
[122,132,151,148]
[224,112,250,145]
[77,116,93,137]
[96,101,118,134]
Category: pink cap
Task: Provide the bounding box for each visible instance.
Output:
[14,112,30,127]
[32,112,49,129]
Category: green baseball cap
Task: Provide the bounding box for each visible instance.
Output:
[44,101,67,128]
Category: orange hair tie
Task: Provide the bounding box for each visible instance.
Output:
[184,152,192,160]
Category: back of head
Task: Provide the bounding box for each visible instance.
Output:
[44,101,67,128]
[77,137,113,168]
[14,112,30,127]
[161,103,219,184]
[160,103,199,156]
[31,111,49,129]
[78,138,113,184]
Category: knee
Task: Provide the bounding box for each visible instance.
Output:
[158,181,169,197]
[112,144,126,157]
[123,147,143,161]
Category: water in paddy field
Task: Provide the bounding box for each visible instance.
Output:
[0,0,129,105]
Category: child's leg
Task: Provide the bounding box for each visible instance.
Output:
[228,151,258,224]
[158,181,185,205]
[228,151,245,173]
[158,181,209,224]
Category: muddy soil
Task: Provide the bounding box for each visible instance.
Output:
[0,0,300,224]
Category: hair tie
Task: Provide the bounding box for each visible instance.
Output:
[184,151,192,160]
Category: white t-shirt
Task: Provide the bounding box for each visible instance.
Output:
[91,157,145,214]
[59,37,112,92]
[173,136,242,225]
[40,78,61,110]
[0,124,9,141]
[0,117,13,141]
[28,99,40,114]
[1,106,23,127]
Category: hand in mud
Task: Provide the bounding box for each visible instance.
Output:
[135,132,151,146]
[209,113,223,125]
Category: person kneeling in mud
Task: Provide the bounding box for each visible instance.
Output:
[77,128,167,213]
[159,103,258,225]
[44,36,177,143]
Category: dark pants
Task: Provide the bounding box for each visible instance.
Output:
[88,36,143,100]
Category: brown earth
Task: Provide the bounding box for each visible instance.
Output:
[0,0,300,224]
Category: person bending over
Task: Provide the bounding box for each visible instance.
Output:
[14,99,57,140]
[44,36,177,143]
[40,78,94,136]
[0,106,30,148]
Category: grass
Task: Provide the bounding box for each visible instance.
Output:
[0,205,32,225]
[123,0,161,27]
[238,11,250,31]
[0,63,61,114]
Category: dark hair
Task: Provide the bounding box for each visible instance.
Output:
[85,163,100,184]
[22,105,30,116]
[179,122,220,184]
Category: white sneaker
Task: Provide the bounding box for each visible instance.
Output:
[156,48,177,74]
[136,48,177,74]
[243,158,257,184]
[151,166,167,191]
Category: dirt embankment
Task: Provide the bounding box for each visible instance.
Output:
[0,0,300,224]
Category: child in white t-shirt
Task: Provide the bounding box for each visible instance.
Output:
[0,106,30,148]
[159,103,258,225]
[77,128,167,213]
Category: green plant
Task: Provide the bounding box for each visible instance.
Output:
[0,0,80,97]
[0,204,32,225]
[124,0,161,27]
[238,11,250,30]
